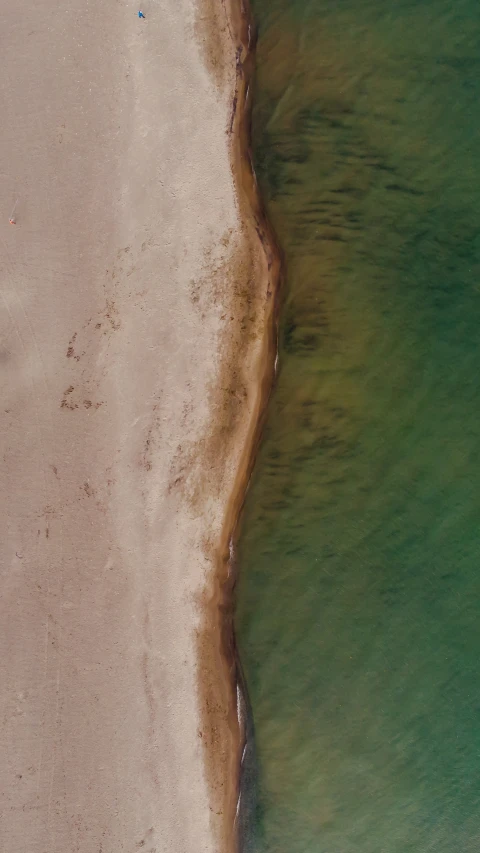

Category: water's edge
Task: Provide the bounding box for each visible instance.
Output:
[217,1,284,849]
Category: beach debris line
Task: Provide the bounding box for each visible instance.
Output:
[8,198,18,225]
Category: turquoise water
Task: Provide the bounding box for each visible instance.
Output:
[235,1,480,851]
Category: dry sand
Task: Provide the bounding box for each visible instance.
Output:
[0,1,273,851]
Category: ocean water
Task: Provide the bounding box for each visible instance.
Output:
[235,1,480,851]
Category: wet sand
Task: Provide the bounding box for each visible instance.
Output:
[0,1,275,851]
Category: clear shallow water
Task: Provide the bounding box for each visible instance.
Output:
[235,1,480,851]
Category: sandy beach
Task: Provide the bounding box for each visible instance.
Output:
[0,1,275,851]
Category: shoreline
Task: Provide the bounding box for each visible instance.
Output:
[196,0,284,849]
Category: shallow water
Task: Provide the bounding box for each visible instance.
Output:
[235,1,480,851]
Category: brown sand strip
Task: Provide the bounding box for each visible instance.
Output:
[196,1,284,851]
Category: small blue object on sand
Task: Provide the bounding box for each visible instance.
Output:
[138,10,145,18]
